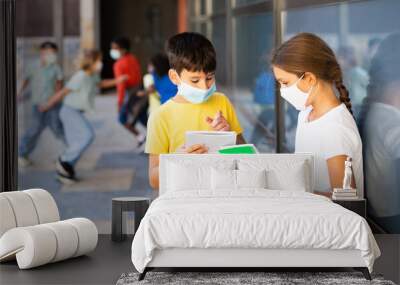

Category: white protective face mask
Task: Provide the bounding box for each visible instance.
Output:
[279,74,314,111]
[44,53,57,65]
[176,71,216,104]
[110,49,121,60]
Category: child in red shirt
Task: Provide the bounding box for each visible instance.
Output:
[110,37,146,145]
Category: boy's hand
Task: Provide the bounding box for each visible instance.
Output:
[116,75,129,84]
[206,111,230,131]
[175,144,208,154]
[137,90,146,97]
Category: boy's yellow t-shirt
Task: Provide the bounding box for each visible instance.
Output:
[145,92,243,154]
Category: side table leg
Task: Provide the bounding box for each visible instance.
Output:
[112,201,123,242]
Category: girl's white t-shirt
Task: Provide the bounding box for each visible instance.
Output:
[295,103,364,196]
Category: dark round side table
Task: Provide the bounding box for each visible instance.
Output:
[111,197,151,242]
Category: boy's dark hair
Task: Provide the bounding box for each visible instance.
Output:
[150,53,170,77]
[40,41,58,51]
[165,32,216,74]
[112,37,131,51]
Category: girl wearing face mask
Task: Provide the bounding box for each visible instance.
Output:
[39,50,127,184]
[271,33,363,198]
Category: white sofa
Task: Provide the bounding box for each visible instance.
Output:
[0,189,98,269]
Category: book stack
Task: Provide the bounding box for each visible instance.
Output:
[332,188,358,200]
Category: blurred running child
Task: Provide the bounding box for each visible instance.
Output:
[18,41,64,166]
[39,50,127,184]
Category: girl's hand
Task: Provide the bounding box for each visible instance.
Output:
[314,190,333,199]
[206,111,230,131]
[175,144,208,154]
[17,92,25,103]
[38,103,50,113]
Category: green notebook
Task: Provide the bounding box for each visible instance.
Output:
[218,144,258,154]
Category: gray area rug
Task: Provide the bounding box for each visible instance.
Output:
[116,271,396,285]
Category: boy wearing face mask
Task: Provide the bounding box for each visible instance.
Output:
[146,32,245,190]
[18,42,64,167]
[39,50,127,184]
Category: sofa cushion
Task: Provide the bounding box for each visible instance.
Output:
[0,218,97,269]
[0,192,39,227]
[0,196,17,237]
[24,189,60,224]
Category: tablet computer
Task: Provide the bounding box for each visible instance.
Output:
[185,131,237,153]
